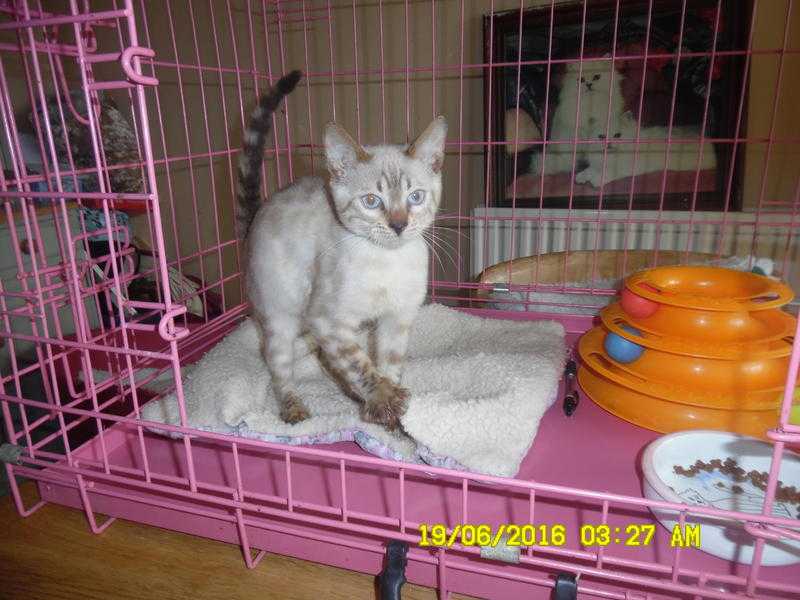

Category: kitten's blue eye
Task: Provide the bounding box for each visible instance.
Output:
[407,190,425,205]
[361,194,383,209]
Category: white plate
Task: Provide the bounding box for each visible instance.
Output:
[642,430,800,566]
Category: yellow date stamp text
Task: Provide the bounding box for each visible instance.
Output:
[419,523,566,548]
[418,523,701,548]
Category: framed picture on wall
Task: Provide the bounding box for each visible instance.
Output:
[484,0,749,210]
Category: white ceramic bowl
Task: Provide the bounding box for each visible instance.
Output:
[641,430,800,566]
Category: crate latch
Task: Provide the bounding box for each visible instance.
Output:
[120,45,158,86]
[158,305,189,342]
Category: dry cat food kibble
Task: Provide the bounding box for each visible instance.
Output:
[673,458,800,514]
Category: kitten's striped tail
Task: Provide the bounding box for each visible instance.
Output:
[236,70,302,239]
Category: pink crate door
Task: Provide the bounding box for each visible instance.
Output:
[0,0,191,531]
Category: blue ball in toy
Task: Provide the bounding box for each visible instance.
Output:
[604,326,645,363]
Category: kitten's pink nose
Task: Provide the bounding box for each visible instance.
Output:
[389,220,407,235]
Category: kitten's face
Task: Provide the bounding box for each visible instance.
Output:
[330,156,440,249]
[324,118,447,249]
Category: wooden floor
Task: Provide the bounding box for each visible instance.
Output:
[1,481,473,600]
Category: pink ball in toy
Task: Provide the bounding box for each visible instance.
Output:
[621,288,659,318]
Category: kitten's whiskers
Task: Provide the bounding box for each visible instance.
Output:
[316,233,361,261]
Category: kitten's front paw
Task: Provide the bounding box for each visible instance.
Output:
[280,392,311,424]
[361,378,409,431]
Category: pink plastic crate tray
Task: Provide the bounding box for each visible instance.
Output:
[33,322,800,599]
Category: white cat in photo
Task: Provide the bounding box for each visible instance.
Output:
[530,60,716,187]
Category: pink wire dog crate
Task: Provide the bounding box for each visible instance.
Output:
[1,0,800,598]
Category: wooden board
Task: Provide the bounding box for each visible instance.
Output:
[474,249,723,301]
[0,482,473,600]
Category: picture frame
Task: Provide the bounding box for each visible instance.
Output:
[484,0,749,210]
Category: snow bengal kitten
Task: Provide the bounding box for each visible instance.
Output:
[237,71,447,431]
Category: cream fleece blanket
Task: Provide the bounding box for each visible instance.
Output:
[142,304,566,477]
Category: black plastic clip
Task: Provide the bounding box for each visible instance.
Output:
[552,572,579,600]
[562,360,580,416]
[378,540,408,600]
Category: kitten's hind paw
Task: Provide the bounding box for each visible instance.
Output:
[361,378,409,432]
[280,392,311,424]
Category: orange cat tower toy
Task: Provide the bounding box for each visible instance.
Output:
[577,265,797,438]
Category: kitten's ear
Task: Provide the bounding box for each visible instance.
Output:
[324,123,370,178]
[407,116,447,173]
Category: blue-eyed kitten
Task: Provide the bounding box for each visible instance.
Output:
[237,71,447,430]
